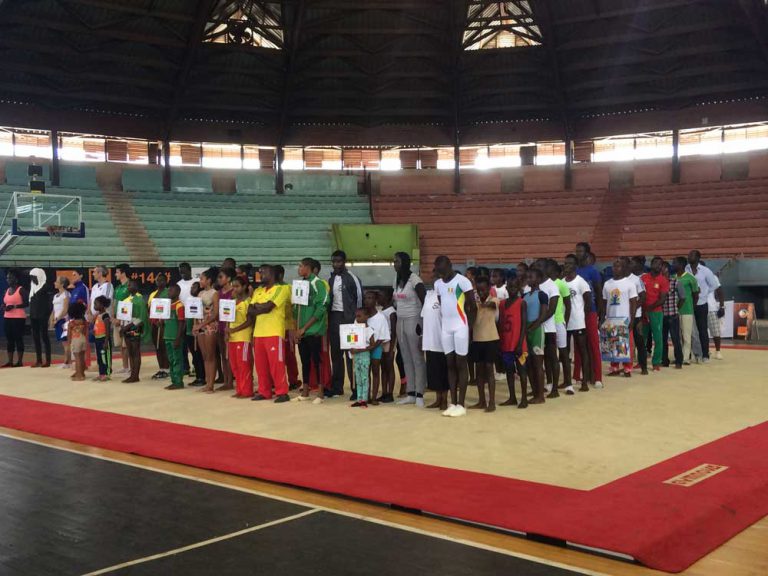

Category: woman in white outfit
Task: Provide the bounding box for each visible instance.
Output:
[393,252,427,407]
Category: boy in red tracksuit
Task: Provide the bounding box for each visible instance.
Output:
[227,276,254,398]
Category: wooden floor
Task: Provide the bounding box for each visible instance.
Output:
[2,427,766,576]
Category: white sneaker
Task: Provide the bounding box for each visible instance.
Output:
[544,383,553,394]
[442,404,457,417]
[296,395,311,402]
[312,397,323,405]
[397,395,416,405]
[565,385,575,395]
[415,396,425,408]
[715,351,723,360]
[59,363,71,370]
[702,357,710,364]
[449,404,467,417]
[594,381,603,389]
[117,367,130,375]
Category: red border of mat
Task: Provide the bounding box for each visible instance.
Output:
[0,394,766,573]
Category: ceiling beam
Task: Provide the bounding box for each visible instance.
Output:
[276,0,308,192]
[163,0,218,139]
[736,0,768,68]
[65,0,194,22]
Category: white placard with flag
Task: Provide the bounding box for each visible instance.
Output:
[291,279,310,305]
[149,298,171,320]
[219,299,236,323]
[339,323,368,350]
[185,297,204,320]
[116,300,133,322]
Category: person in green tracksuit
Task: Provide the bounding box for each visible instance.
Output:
[163,285,186,390]
[294,258,329,403]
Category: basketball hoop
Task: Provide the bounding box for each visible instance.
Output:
[46,225,64,241]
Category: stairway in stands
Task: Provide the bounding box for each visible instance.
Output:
[102,191,163,265]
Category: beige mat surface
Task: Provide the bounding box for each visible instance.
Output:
[1,350,765,490]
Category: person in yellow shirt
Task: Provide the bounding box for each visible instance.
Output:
[250,265,291,403]
[226,276,254,398]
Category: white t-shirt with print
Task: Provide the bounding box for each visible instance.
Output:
[434,273,474,332]
[565,275,591,331]
[420,290,443,352]
[393,272,423,318]
[539,278,560,333]
[603,277,638,320]
[367,311,391,343]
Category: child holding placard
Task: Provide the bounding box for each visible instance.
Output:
[193,269,219,394]
[186,282,206,386]
[226,276,254,398]
[148,274,170,381]
[163,285,186,390]
[350,308,376,408]
[216,267,236,392]
[91,296,112,382]
[363,291,390,405]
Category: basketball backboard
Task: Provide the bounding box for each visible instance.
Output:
[10,191,85,238]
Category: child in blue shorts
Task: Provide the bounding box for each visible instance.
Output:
[361,291,390,405]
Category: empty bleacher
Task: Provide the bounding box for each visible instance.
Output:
[374,172,768,273]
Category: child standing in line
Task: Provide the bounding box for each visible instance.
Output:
[498,275,528,408]
[226,276,254,398]
[363,290,390,405]
[523,268,549,405]
[422,288,449,411]
[378,287,398,404]
[91,296,112,382]
[67,302,88,382]
[470,276,500,413]
[163,285,186,390]
[351,308,376,408]
[120,280,150,384]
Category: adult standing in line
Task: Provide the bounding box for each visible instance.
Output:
[393,252,427,407]
[177,262,196,375]
[69,270,89,308]
[686,250,724,362]
[640,257,669,372]
[249,264,291,404]
[433,256,477,418]
[573,243,603,388]
[29,268,52,368]
[113,264,132,375]
[327,250,363,398]
[2,269,28,367]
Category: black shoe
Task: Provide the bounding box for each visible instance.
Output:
[188,379,206,387]
[288,382,300,391]
[349,392,358,401]
[274,394,290,403]
[324,390,338,398]
[251,393,269,401]
[151,371,164,380]
[382,394,394,404]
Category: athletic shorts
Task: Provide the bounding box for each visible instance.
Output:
[70,336,87,354]
[501,351,528,371]
[555,322,567,349]
[441,326,470,357]
[55,319,68,342]
[471,340,498,364]
[526,325,545,355]
[707,311,721,338]
[371,345,384,361]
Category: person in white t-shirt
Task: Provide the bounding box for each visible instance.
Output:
[177,262,197,375]
[564,254,592,392]
[433,256,476,418]
[686,251,724,361]
[363,291,390,405]
[421,288,449,410]
[600,258,638,377]
[537,260,562,395]
[629,257,648,375]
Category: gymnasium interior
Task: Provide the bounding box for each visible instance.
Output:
[0,1,767,575]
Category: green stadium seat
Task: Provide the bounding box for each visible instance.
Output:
[236,172,276,195]
[170,171,213,193]
[60,165,99,190]
[123,168,163,192]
